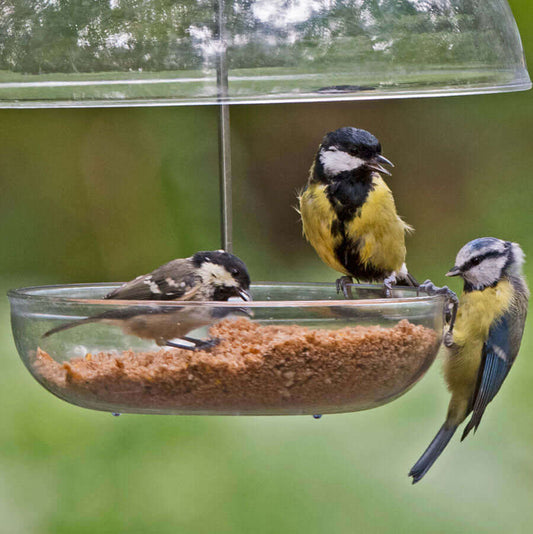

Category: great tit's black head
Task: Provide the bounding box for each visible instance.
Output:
[316,127,394,179]
[446,237,525,291]
[192,250,251,301]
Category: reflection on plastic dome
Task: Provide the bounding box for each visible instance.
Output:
[0,0,530,106]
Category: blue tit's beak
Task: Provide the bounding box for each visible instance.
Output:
[366,154,394,176]
[238,288,253,301]
[446,266,461,277]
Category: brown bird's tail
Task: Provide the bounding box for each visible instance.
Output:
[42,317,101,338]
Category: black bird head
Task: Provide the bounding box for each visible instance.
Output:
[316,127,394,179]
[192,250,252,301]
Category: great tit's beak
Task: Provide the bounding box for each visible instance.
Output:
[366,154,394,176]
[446,266,461,277]
[238,288,253,301]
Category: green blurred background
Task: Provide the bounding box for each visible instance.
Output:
[1,1,533,533]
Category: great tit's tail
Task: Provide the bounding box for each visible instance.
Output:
[42,317,100,338]
[408,423,457,484]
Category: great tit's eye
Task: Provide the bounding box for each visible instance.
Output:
[231,268,240,277]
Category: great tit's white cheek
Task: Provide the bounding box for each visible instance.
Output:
[319,148,365,175]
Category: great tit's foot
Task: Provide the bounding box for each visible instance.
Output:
[395,263,419,288]
[336,276,354,299]
[166,337,220,352]
[383,272,399,298]
[418,280,459,331]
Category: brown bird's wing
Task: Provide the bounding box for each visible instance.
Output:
[105,258,202,301]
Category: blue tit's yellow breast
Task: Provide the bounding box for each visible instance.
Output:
[443,279,514,424]
[452,280,514,347]
[298,183,348,274]
[345,176,411,272]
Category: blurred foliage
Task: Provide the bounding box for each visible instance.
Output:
[1,1,533,533]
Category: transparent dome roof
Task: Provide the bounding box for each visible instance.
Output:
[0,0,530,107]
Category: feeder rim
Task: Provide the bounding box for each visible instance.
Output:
[7,281,445,308]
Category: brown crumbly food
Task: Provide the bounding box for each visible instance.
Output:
[33,318,439,414]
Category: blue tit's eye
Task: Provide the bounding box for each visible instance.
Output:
[471,256,482,266]
[327,146,338,152]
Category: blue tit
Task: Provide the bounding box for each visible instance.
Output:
[409,238,529,483]
[43,251,252,351]
[298,127,416,297]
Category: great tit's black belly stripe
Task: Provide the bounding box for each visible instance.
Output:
[326,173,374,222]
[326,175,384,280]
[333,229,386,281]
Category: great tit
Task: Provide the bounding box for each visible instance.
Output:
[298,127,416,297]
[43,250,252,351]
[409,238,529,483]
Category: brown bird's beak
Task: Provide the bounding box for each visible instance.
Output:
[366,154,394,176]
[446,266,461,277]
[235,288,253,317]
[235,306,254,318]
[238,288,253,301]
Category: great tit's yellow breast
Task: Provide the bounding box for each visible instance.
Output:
[345,176,408,271]
[444,280,514,424]
[299,183,349,275]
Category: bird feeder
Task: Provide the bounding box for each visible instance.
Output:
[5,0,530,415]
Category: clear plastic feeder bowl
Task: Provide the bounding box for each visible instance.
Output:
[0,0,530,107]
[9,283,444,415]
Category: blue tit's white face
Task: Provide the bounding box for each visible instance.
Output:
[448,237,524,290]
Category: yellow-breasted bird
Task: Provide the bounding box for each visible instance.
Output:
[409,237,529,483]
[43,251,252,351]
[298,127,416,297]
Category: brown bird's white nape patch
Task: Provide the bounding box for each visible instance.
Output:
[198,261,239,286]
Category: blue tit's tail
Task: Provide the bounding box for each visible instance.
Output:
[408,423,457,484]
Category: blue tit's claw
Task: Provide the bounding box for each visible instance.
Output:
[419,280,459,333]
[443,330,454,348]
[336,276,354,299]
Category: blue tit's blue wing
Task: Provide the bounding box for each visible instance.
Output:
[461,314,513,440]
